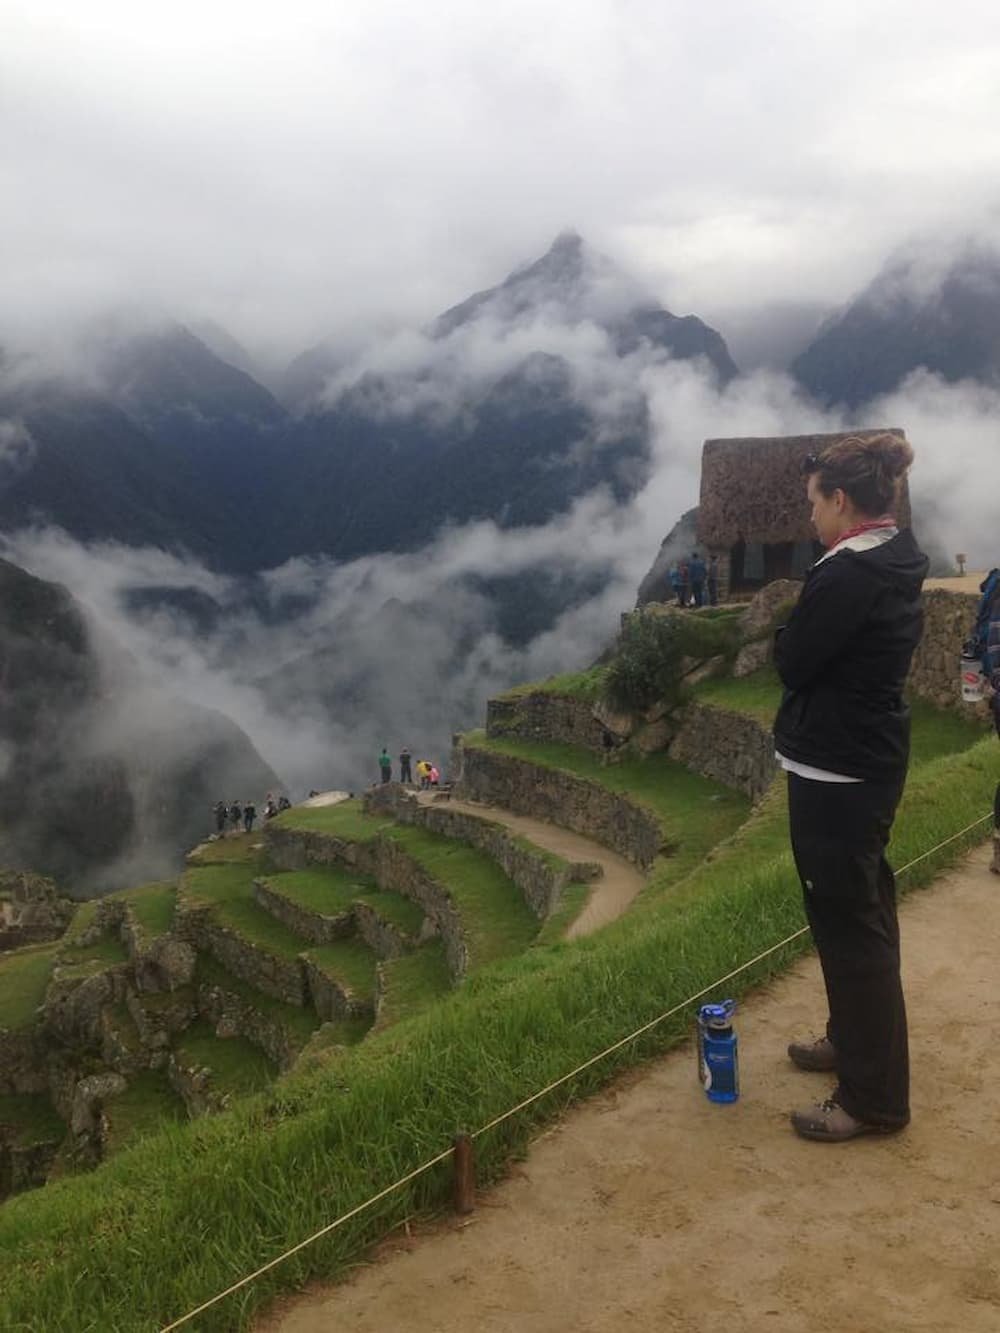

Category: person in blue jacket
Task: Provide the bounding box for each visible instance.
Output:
[773,433,928,1143]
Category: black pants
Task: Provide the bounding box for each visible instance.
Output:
[787,772,909,1128]
[400,761,412,784]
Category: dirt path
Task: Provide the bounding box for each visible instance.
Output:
[419,794,646,938]
[260,842,1000,1333]
[925,572,987,593]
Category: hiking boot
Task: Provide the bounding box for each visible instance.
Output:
[790,1097,903,1143]
[787,1034,837,1072]
[990,834,1000,876]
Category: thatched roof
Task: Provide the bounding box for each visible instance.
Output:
[697,429,912,547]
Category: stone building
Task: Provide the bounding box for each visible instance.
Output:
[696,429,913,600]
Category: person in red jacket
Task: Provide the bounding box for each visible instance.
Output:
[773,433,928,1142]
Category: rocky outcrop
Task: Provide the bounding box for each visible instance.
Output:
[668,703,777,801]
[0,1029,49,1096]
[454,745,664,870]
[0,873,74,953]
[0,1132,61,1202]
[486,692,609,750]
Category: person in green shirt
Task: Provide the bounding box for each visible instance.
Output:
[378,748,392,783]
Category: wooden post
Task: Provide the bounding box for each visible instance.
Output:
[453,1132,475,1215]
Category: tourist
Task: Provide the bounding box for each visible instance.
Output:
[378,747,392,784]
[707,554,720,606]
[668,564,684,608]
[277,794,291,811]
[243,800,256,832]
[228,800,242,834]
[213,800,227,837]
[774,433,927,1142]
[264,796,278,819]
[689,551,707,607]
[399,747,413,784]
[678,559,690,608]
[416,759,431,790]
[428,764,440,787]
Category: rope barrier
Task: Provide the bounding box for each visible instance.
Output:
[159,810,993,1331]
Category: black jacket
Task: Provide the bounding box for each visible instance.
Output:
[773,528,929,782]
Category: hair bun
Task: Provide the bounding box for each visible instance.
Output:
[867,432,914,480]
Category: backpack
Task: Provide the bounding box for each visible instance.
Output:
[967,568,1000,670]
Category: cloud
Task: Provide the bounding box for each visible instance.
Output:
[2,2,999,358]
[0,419,35,474]
[5,348,996,810]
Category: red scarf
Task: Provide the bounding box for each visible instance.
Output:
[826,515,896,553]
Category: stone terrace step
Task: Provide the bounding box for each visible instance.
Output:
[252,868,427,958]
[267,803,540,979]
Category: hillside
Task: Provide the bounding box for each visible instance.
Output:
[792,241,1000,407]
[0,557,276,891]
[0,577,992,1331]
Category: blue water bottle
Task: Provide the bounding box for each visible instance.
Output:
[697,999,739,1103]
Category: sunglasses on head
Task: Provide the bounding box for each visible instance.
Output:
[801,453,821,473]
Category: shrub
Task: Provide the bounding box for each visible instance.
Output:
[605,613,685,711]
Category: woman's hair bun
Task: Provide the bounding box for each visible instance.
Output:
[865,431,914,480]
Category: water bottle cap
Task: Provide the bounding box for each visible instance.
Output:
[699,999,736,1027]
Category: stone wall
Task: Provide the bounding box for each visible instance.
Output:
[455,745,664,870]
[908,588,993,720]
[486,692,608,750]
[667,703,778,801]
[367,788,600,920]
[352,900,422,959]
[264,824,469,978]
[195,982,299,1071]
[252,878,355,945]
[0,1029,49,1096]
[175,901,309,1007]
[302,957,374,1023]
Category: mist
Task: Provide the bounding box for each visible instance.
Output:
[6,352,997,801]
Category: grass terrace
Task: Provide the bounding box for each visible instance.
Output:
[463,732,750,886]
[0,944,59,1030]
[498,665,609,701]
[375,941,452,1028]
[183,864,309,960]
[193,956,321,1047]
[279,801,541,970]
[111,881,176,938]
[303,940,378,1008]
[187,832,267,865]
[0,734,994,1331]
[101,1071,186,1156]
[692,666,987,766]
[174,1021,276,1098]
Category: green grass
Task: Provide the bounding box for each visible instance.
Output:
[183,864,308,960]
[0,944,59,1030]
[259,866,429,945]
[692,665,782,722]
[907,696,986,765]
[0,736,993,1332]
[355,890,424,937]
[0,1094,65,1146]
[304,939,378,1006]
[174,1021,276,1098]
[466,732,750,888]
[276,801,539,970]
[187,833,266,865]
[389,824,539,968]
[499,665,609,701]
[101,1071,187,1157]
[275,800,389,841]
[534,880,593,945]
[259,867,374,919]
[56,932,129,972]
[375,941,452,1027]
[193,956,320,1046]
[109,881,176,938]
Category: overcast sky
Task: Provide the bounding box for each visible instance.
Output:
[4,0,1000,359]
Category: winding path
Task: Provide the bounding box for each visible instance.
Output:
[417,792,647,939]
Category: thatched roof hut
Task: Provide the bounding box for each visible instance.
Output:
[695,429,913,596]
[697,429,912,548]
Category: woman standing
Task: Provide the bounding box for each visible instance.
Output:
[773,433,928,1142]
